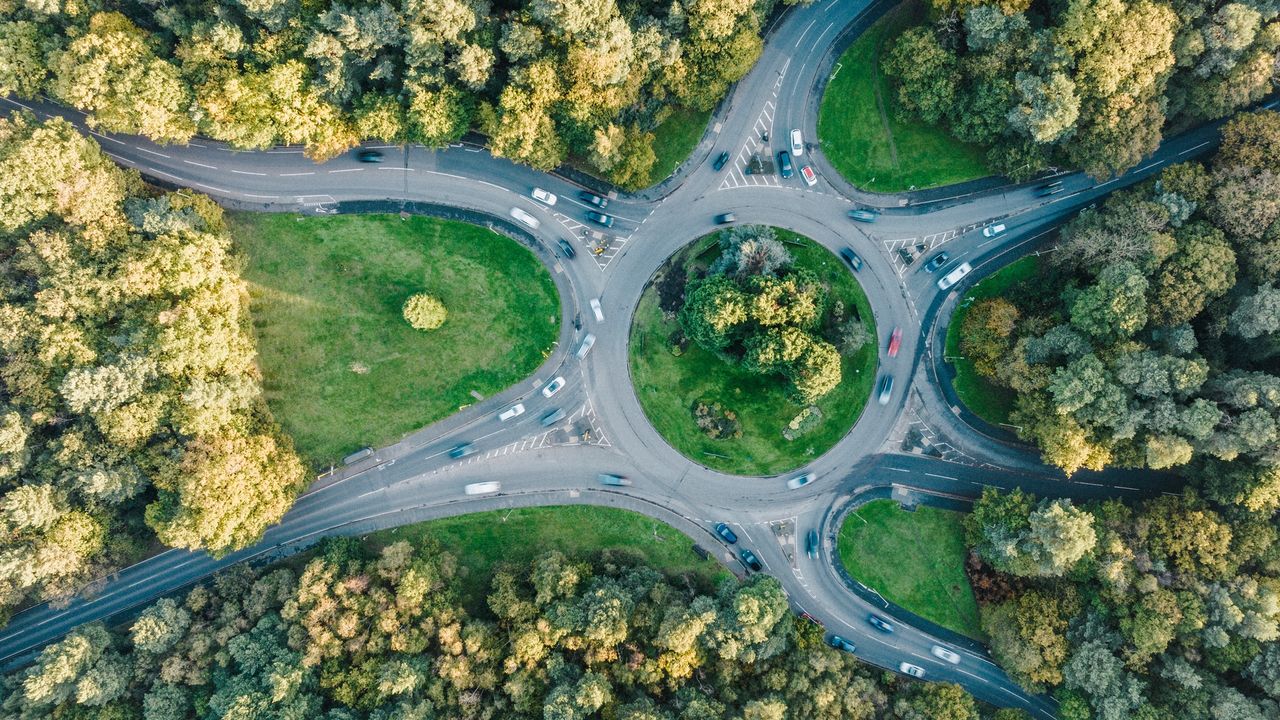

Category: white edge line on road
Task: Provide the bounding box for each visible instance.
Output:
[328,168,363,174]
[183,160,217,169]
[88,130,127,146]
[886,467,909,473]
[136,146,170,159]
[279,171,315,176]
[231,169,267,176]
[241,193,279,199]
[195,182,230,193]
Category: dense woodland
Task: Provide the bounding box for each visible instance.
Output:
[0,538,1008,720]
[0,112,305,623]
[885,0,1280,179]
[0,0,795,189]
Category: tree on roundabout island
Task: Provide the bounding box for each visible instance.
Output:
[630,226,878,476]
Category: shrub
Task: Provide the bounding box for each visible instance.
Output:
[403,293,447,331]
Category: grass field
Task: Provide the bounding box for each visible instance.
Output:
[817,2,990,193]
[359,506,732,612]
[629,231,878,476]
[229,213,560,467]
[943,256,1040,425]
[649,107,713,186]
[837,499,983,639]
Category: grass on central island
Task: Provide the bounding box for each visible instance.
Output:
[817,1,991,193]
[943,255,1041,425]
[229,213,560,468]
[353,506,732,613]
[648,107,713,186]
[837,499,983,639]
[629,231,878,476]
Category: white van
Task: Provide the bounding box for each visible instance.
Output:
[590,298,604,322]
[937,262,973,290]
[464,481,501,495]
[576,333,596,359]
[790,128,804,157]
[510,207,539,229]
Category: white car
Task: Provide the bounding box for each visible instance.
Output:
[531,187,557,206]
[937,262,973,291]
[498,403,525,421]
[576,333,596,359]
[590,298,604,322]
[931,646,961,664]
[801,165,817,186]
[464,481,501,496]
[982,222,1006,238]
[899,662,926,678]
[786,472,816,490]
[510,207,539,229]
[790,128,804,157]
[542,376,565,398]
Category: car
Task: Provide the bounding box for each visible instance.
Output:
[715,212,736,224]
[585,211,614,228]
[800,611,824,627]
[498,403,525,421]
[982,223,1007,238]
[877,375,894,405]
[590,298,604,322]
[557,238,576,258]
[739,548,763,572]
[801,165,817,186]
[575,333,596,359]
[848,209,878,223]
[1035,181,1065,197]
[540,407,566,426]
[887,328,902,358]
[531,187,557,205]
[778,151,793,179]
[598,473,632,486]
[924,251,950,272]
[787,472,815,490]
[900,662,926,678]
[806,529,819,559]
[937,261,973,290]
[840,247,864,271]
[714,522,738,544]
[828,635,857,653]
[713,151,730,171]
[579,191,608,208]
[449,443,477,459]
[931,645,961,664]
[868,614,895,633]
[541,376,565,398]
[790,128,805,157]
[357,149,384,163]
[464,481,501,495]
[510,207,540,229]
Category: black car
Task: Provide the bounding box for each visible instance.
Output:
[806,529,819,559]
[579,191,608,208]
[1035,181,1065,196]
[714,522,738,544]
[778,150,794,179]
[448,443,476,459]
[828,635,857,653]
[356,149,384,163]
[840,247,863,271]
[715,212,736,224]
[557,238,576,258]
[586,211,614,228]
[740,548,763,572]
[924,251,950,272]
[868,614,895,633]
[713,151,730,171]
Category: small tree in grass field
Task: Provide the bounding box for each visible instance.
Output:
[403,293,447,330]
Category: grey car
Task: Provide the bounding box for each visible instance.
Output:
[828,635,856,653]
[848,209,878,222]
[557,238,576,258]
[840,247,863,271]
[448,443,476,459]
[586,211,614,228]
[806,529,819,559]
[598,473,632,486]
[540,408,566,426]
[716,212,736,224]
[740,548,763,572]
[778,151,794,179]
[924,251,950,272]
[877,375,894,405]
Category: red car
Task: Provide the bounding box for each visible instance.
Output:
[887,328,902,358]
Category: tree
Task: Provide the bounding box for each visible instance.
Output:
[892,682,979,720]
[1150,222,1236,325]
[0,20,52,99]
[884,28,959,125]
[130,598,191,655]
[1008,71,1081,144]
[1218,110,1280,174]
[1068,262,1149,341]
[710,226,792,279]
[403,294,448,330]
[1230,284,1280,339]
[982,589,1079,691]
[960,297,1020,379]
[679,275,750,351]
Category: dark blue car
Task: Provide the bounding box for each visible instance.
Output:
[714,522,738,544]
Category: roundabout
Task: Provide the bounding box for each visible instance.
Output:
[0,0,1269,715]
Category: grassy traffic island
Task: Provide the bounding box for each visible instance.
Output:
[229,213,560,467]
[837,499,984,639]
[629,227,878,476]
[818,1,990,193]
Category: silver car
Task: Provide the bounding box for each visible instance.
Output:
[931,645,961,664]
[899,662,925,678]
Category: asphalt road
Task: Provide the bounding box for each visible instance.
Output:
[3,1,1275,715]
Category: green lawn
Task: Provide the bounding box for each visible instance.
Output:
[649,107,713,186]
[837,499,983,639]
[817,2,990,192]
[943,256,1040,425]
[361,506,732,612]
[629,232,878,476]
[229,213,560,467]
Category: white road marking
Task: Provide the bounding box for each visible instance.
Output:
[231,169,267,176]
[183,160,217,169]
[136,147,171,158]
[328,168,364,173]
[279,171,316,176]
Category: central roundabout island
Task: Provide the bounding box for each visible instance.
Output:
[629,226,879,476]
